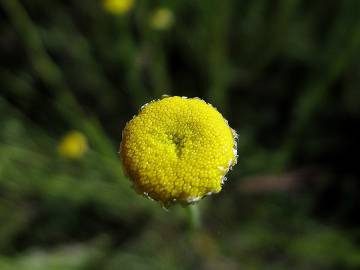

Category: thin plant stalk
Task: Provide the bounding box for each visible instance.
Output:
[187,204,201,230]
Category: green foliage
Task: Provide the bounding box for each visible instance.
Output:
[1,0,359,269]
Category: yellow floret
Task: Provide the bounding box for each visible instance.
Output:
[120,96,237,206]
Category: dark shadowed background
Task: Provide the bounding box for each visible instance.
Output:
[1,0,360,269]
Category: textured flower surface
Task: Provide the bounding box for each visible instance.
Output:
[120,96,237,206]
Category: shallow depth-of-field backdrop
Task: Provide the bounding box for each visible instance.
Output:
[1,0,360,269]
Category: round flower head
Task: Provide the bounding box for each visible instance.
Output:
[58,131,88,159]
[150,8,175,31]
[120,96,237,206]
[103,0,134,15]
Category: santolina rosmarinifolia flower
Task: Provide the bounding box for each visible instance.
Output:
[120,96,238,206]
[103,0,134,15]
[58,130,88,159]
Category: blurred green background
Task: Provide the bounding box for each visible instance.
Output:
[1,0,360,269]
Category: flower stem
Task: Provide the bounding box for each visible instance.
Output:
[187,204,201,230]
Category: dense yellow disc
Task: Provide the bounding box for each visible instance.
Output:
[120,96,237,205]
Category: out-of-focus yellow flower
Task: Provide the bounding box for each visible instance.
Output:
[150,8,174,30]
[103,0,134,15]
[58,131,88,159]
[120,96,238,206]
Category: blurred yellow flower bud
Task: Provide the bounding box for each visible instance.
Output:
[120,96,238,206]
[150,8,174,30]
[58,131,88,159]
[103,0,134,15]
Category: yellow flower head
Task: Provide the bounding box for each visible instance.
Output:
[58,131,88,159]
[103,0,134,15]
[120,96,237,206]
[150,8,175,30]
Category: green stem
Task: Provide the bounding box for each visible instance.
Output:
[187,204,201,230]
